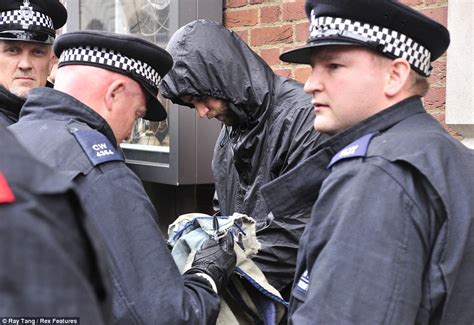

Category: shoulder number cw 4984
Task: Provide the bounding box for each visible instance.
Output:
[92,143,114,157]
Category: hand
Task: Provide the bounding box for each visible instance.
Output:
[185,232,236,293]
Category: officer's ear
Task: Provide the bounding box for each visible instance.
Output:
[104,79,126,112]
[384,58,411,97]
[48,51,57,74]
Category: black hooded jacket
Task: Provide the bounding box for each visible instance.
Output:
[160,20,327,294]
[0,85,25,126]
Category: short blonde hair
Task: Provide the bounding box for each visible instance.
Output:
[408,70,430,97]
[371,52,429,97]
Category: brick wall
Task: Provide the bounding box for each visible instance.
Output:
[224,0,453,133]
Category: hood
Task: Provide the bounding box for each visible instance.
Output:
[160,20,276,123]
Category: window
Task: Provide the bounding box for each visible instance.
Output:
[64,0,223,184]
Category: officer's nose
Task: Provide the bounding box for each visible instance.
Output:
[18,53,33,70]
[304,68,323,94]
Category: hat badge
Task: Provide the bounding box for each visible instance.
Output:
[19,0,34,28]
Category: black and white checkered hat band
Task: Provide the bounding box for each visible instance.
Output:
[309,14,432,76]
[59,46,161,91]
[0,10,53,30]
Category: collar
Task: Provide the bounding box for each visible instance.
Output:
[20,87,117,146]
[0,85,25,122]
[260,96,426,217]
[317,96,425,154]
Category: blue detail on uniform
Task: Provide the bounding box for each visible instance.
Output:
[72,129,124,166]
[234,266,289,306]
[295,269,310,296]
[328,133,375,168]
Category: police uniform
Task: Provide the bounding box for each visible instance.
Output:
[264,0,474,323]
[10,31,221,324]
[0,85,24,126]
[0,126,110,322]
[0,0,66,126]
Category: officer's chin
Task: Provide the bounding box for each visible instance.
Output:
[10,85,32,99]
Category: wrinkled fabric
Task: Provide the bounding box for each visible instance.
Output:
[168,213,287,325]
[0,125,111,323]
[160,20,328,293]
[265,97,474,324]
[168,213,260,271]
[0,85,25,126]
[9,87,221,325]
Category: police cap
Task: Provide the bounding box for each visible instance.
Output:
[54,30,173,121]
[280,0,450,77]
[0,0,67,45]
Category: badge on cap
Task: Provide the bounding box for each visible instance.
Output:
[19,0,34,29]
[0,171,16,204]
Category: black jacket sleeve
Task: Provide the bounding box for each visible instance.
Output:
[78,165,220,324]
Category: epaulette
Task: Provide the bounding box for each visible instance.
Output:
[295,269,310,296]
[0,171,15,204]
[71,129,124,167]
[328,133,375,168]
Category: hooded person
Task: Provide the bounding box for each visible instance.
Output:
[0,0,67,126]
[160,19,328,299]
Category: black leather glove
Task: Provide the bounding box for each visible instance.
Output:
[185,232,236,293]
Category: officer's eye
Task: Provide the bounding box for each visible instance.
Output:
[32,48,47,56]
[4,47,19,54]
[328,63,342,70]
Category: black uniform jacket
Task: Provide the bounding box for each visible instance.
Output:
[160,20,328,293]
[9,87,220,325]
[0,86,25,127]
[262,97,474,324]
[0,125,110,323]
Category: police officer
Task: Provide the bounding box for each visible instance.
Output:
[0,125,110,323]
[262,0,474,323]
[9,30,236,324]
[0,0,66,126]
[0,0,67,126]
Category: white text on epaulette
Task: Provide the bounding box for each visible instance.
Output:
[339,144,359,157]
[93,143,114,158]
